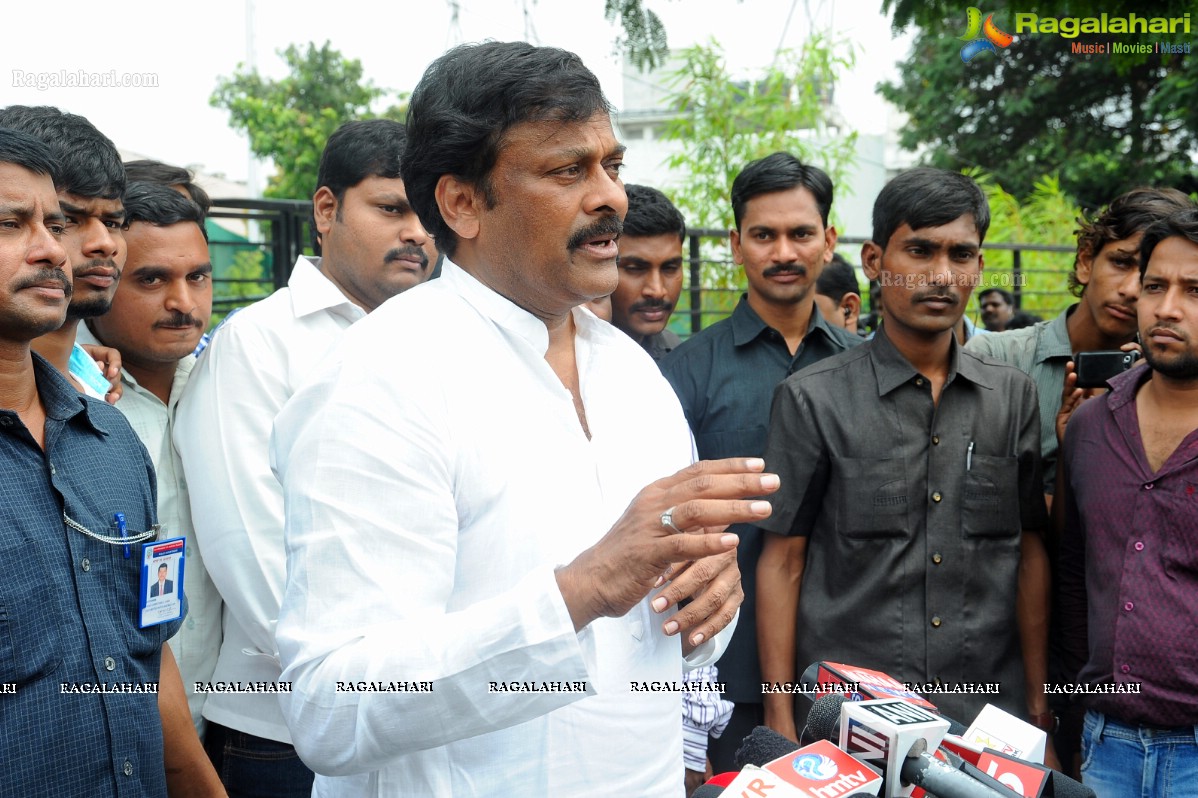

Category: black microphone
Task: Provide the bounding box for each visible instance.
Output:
[733,725,801,769]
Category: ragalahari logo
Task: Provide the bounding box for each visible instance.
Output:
[959,7,1014,62]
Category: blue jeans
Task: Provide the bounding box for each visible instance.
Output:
[204,722,315,798]
[1081,710,1198,798]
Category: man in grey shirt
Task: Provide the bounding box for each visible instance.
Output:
[966,187,1190,503]
[757,168,1053,743]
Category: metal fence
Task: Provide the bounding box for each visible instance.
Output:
[206,198,314,318]
[679,229,1079,336]
[205,201,1080,333]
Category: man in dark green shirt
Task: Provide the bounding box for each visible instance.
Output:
[661,152,859,770]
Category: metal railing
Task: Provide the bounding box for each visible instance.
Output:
[203,202,1080,333]
[681,229,1078,336]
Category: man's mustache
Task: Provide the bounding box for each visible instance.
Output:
[155,312,203,328]
[567,216,623,251]
[762,263,807,278]
[913,290,958,305]
[631,298,673,314]
[384,245,430,270]
[16,268,72,296]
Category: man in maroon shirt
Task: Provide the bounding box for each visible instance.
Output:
[1058,203,1198,797]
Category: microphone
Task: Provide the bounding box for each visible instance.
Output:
[803,695,1016,798]
[800,662,968,736]
[736,726,806,770]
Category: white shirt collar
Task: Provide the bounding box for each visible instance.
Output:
[288,255,366,320]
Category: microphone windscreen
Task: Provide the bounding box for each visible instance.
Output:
[691,785,725,798]
[1048,771,1097,798]
[733,725,799,769]
[806,693,845,742]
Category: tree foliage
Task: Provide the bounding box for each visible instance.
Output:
[971,170,1081,318]
[605,0,669,70]
[211,42,397,199]
[878,5,1198,206]
[661,35,858,237]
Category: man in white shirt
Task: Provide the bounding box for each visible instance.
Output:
[78,182,221,736]
[270,41,777,796]
[174,119,435,797]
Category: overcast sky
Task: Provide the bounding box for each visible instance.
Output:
[2,0,914,189]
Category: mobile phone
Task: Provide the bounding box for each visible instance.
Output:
[1074,350,1136,388]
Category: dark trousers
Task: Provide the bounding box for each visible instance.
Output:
[204,722,316,798]
[707,702,765,774]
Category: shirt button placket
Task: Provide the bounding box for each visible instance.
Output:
[123,760,133,777]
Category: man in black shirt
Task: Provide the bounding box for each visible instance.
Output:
[757,168,1052,750]
[661,152,859,771]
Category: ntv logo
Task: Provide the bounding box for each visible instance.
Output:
[959,7,1014,62]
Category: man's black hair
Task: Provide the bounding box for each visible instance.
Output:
[816,254,859,301]
[624,184,685,241]
[1139,205,1198,277]
[978,287,1014,305]
[123,182,208,242]
[317,119,407,205]
[403,41,611,257]
[0,106,124,199]
[124,159,212,214]
[0,127,58,182]
[870,167,989,249]
[730,152,833,230]
[1072,187,1192,296]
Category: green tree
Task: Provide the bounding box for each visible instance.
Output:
[878,4,1198,206]
[605,0,669,69]
[211,42,397,199]
[660,35,857,284]
[971,170,1081,319]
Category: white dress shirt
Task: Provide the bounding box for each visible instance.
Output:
[77,325,222,734]
[174,256,365,741]
[271,261,733,797]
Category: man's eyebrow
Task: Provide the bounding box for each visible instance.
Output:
[553,143,628,161]
[58,199,126,222]
[375,195,413,211]
[0,204,34,221]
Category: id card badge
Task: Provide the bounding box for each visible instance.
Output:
[139,537,186,628]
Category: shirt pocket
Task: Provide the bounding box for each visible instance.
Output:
[0,603,63,686]
[961,454,1021,538]
[836,457,912,539]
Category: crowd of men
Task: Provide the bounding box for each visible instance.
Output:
[1,40,1195,798]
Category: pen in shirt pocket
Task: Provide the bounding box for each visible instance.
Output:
[966,441,974,472]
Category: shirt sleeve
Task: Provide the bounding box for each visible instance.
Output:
[758,378,830,537]
[174,320,291,660]
[1014,376,1049,534]
[271,349,595,777]
[1056,419,1089,682]
[962,331,996,358]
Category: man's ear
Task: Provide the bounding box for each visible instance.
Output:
[312,186,338,239]
[1074,250,1092,288]
[823,225,838,261]
[436,174,481,243]
[861,240,883,281]
[729,228,743,265]
[842,291,862,330]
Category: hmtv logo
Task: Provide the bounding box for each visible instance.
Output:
[765,741,882,797]
[959,7,1014,62]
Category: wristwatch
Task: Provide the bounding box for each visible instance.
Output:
[1028,710,1059,734]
